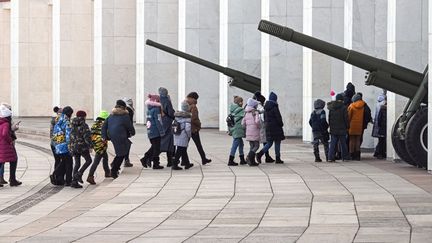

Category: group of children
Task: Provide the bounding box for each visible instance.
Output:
[309,84,387,162]
[227,91,285,166]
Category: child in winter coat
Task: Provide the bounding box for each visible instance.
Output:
[348,93,366,160]
[172,101,193,170]
[141,94,165,170]
[327,94,350,161]
[228,96,245,166]
[87,110,110,184]
[241,98,260,166]
[309,99,329,162]
[69,110,93,188]
[253,91,275,163]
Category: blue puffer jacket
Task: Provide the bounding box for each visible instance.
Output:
[146,99,165,139]
[52,114,72,155]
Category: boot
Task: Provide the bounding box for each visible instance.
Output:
[275,156,284,164]
[227,155,238,166]
[184,163,194,170]
[256,151,264,164]
[171,164,183,170]
[111,169,119,179]
[248,152,259,166]
[140,154,150,168]
[239,155,247,165]
[0,175,7,185]
[313,146,322,162]
[124,159,133,167]
[87,176,96,185]
[152,159,164,169]
[265,152,275,163]
[74,172,83,184]
[202,158,212,165]
[9,161,22,187]
[105,171,111,178]
[70,180,83,188]
[355,151,361,161]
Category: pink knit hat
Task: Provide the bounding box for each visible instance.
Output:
[148,94,160,102]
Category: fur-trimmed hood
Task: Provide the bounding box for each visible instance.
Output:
[111,107,129,116]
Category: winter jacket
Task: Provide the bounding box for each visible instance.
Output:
[264,101,285,141]
[102,107,135,156]
[372,94,386,137]
[363,103,372,130]
[186,97,201,133]
[327,100,349,136]
[348,100,365,135]
[160,95,175,153]
[126,107,134,124]
[69,117,92,155]
[228,103,245,139]
[309,109,329,139]
[377,104,387,137]
[256,102,266,143]
[52,114,72,155]
[0,118,17,162]
[173,111,192,147]
[50,115,60,146]
[242,106,260,141]
[91,120,108,155]
[146,99,165,139]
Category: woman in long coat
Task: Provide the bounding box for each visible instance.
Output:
[102,100,135,179]
[158,87,176,167]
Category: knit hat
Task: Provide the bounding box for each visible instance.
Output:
[76,110,87,118]
[233,96,243,105]
[148,94,160,102]
[62,106,74,117]
[116,99,127,108]
[352,93,362,102]
[346,82,355,92]
[181,100,189,112]
[0,104,12,118]
[187,92,199,100]
[247,98,258,108]
[253,91,266,105]
[314,99,325,109]
[158,87,168,97]
[98,110,109,120]
[122,98,134,110]
[269,92,278,102]
[336,93,344,101]
[53,106,63,114]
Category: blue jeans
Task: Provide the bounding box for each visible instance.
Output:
[0,163,4,176]
[230,138,244,157]
[328,134,349,160]
[261,140,281,157]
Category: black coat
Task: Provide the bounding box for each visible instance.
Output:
[102,107,135,156]
[327,101,349,136]
[264,101,285,141]
[159,95,175,153]
[377,105,387,136]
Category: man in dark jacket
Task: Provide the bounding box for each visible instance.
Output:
[327,93,350,161]
[102,100,135,179]
[158,87,176,167]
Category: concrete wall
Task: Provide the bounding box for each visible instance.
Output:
[0,3,10,104]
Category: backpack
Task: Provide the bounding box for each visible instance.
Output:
[172,119,182,135]
[226,114,236,128]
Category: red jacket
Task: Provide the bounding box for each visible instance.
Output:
[0,118,17,162]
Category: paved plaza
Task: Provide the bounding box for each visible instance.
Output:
[0,119,432,242]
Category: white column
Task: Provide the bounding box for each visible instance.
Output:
[10,0,19,115]
[52,0,60,107]
[94,0,103,118]
[178,0,186,110]
[136,0,145,123]
[343,0,352,86]
[260,0,269,97]
[387,0,397,160]
[428,0,432,171]
[219,0,228,131]
[0,2,11,104]
[303,0,312,141]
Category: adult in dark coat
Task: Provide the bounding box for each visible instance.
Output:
[327,93,350,161]
[158,87,176,166]
[102,100,135,179]
[122,98,135,167]
[256,92,285,164]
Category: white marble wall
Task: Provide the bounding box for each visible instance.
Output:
[53,0,93,116]
[94,0,136,118]
[386,0,428,160]
[0,3,10,104]
[10,0,52,116]
[428,0,432,170]
[303,0,344,141]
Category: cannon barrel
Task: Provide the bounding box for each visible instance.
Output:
[258,20,426,101]
[146,39,261,93]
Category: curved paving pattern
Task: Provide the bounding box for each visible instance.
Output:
[1,120,432,242]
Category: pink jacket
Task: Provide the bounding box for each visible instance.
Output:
[0,118,17,162]
[241,107,261,141]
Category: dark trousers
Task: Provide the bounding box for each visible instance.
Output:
[89,151,109,176]
[50,145,61,171]
[174,146,190,166]
[54,154,73,184]
[73,151,92,177]
[9,161,18,181]
[111,155,125,174]
[192,132,207,161]
[313,137,329,160]
[375,137,386,158]
[145,137,161,165]
[328,135,349,160]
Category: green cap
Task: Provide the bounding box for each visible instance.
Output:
[98,110,109,120]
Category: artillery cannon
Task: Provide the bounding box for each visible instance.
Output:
[145,39,261,93]
[258,20,428,168]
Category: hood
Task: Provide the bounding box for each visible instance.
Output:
[264,100,278,110]
[346,82,355,92]
[111,107,129,116]
[145,99,162,107]
[0,117,10,126]
[327,101,345,111]
[245,106,256,112]
[174,111,192,118]
[377,93,386,102]
[230,103,242,113]
[314,99,325,109]
[246,98,258,108]
[72,117,86,126]
[351,100,365,109]
[269,92,278,102]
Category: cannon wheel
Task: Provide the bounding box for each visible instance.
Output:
[405,107,428,169]
[392,116,417,166]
